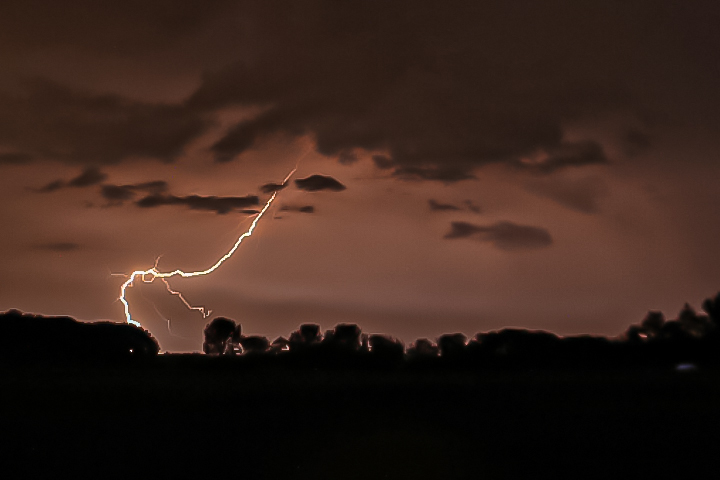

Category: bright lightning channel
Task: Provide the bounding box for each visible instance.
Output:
[119,168,296,329]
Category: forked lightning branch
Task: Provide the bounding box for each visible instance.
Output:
[118,168,297,329]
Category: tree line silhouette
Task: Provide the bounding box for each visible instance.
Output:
[201,291,720,370]
[0,310,158,362]
[2,291,720,368]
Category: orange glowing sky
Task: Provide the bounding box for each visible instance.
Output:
[1,1,719,351]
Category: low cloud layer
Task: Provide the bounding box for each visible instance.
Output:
[1,1,716,183]
[136,193,259,214]
[182,1,717,178]
[444,221,553,251]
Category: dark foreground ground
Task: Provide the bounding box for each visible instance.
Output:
[2,356,719,479]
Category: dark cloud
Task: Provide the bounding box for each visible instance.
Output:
[0,79,206,165]
[100,181,169,203]
[0,152,32,164]
[136,193,259,214]
[35,242,81,252]
[259,182,288,194]
[372,155,394,170]
[280,205,315,214]
[210,120,259,163]
[428,199,460,211]
[36,179,65,193]
[101,185,136,202]
[34,167,107,193]
[514,141,607,174]
[68,167,107,187]
[526,177,608,214]
[295,175,346,192]
[338,150,359,165]
[1,1,715,180]
[444,221,552,251]
[0,1,234,57]
[182,1,712,179]
[428,199,482,213]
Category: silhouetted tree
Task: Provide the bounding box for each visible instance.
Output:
[659,320,688,340]
[438,333,467,359]
[641,311,665,339]
[702,292,720,327]
[624,324,646,344]
[323,324,362,351]
[230,324,243,354]
[0,310,158,361]
[289,324,322,350]
[407,338,439,358]
[556,335,613,368]
[367,334,404,364]
[469,329,560,367]
[270,336,290,353]
[238,335,270,354]
[203,317,236,355]
[677,303,709,337]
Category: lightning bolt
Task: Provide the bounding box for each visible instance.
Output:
[119,167,297,329]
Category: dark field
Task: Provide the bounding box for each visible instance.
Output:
[2,357,719,479]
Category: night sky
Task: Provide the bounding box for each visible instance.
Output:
[1,1,719,352]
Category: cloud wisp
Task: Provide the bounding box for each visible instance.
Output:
[444,221,552,251]
[280,204,315,214]
[100,181,169,204]
[35,167,108,193]
[429,199,481,214]
[34,242,81,252]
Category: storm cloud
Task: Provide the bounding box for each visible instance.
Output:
[280,205,315,214]
[444,221,553,251]
[179,0,719,178]
[0,1,716,181]
[0,79,206,165]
